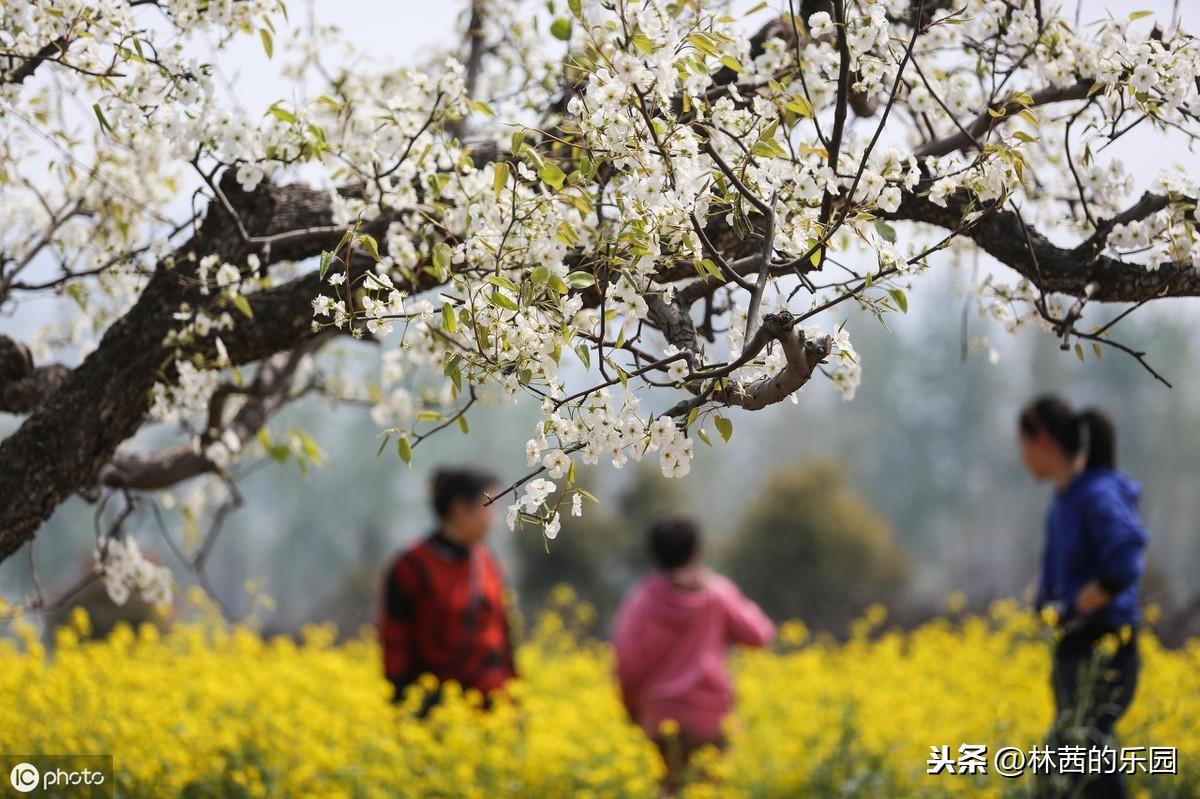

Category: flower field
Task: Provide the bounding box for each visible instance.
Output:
[1,592,1196,798]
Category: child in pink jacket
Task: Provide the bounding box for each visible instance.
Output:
[613,516,774,785]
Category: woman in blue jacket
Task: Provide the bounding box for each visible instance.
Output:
[1018,395,1148,799]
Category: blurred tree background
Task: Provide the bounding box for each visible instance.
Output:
[5,271,1200,644]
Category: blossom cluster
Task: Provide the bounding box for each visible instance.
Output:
[6,0,1200,562]
[93,535,173,607]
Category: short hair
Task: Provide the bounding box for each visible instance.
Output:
[648,516,700,571]
[431,467,498,519]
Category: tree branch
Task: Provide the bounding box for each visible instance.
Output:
[0,175,374,563]
[0,335,70,414]
[916,80,1093,158]
[890,189,1200,301]
[96,341,318,491]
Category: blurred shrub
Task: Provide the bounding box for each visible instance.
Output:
[722,459,909,635]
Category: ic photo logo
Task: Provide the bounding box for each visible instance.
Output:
[8,762,39,793]
[3,755,112,797]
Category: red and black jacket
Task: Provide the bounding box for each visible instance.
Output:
[380,531,515,701]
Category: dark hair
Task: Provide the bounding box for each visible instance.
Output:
[1018,395,1116,470]
[648,516,701,571]
[431,467,498,519]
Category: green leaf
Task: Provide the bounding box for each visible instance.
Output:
[1075,343,1085,362]
[445,354,463,392]
[266,103,297,123]
[259,428,292,463]
[547,274,568,295]
[493,161,509,198]
[92,103,112,133]
[714,415,733,443]
[486,274,520,292]
[567,0,582,18]
[1128,10,1154,20]
[567,270,595,289]
[874,219,897,243]
[433,242,453,275]
[318,250,333,280]
[375,432,392,459]
[490,291,519,311]
[259,28,274,59]
[616,363,629,388]
[578,155,596,180]
[550,17,572,41]
[556,219,581,246]
[457,414,470,434]
[468,100,494,117]
[697,258,721,278]
[696,427,712,447]
[751,137,786,159]
[65,282,87,309]
[475,323,492,351]
[296,431,323,465]
[442,301,458,333]
[889,288,908,313]
[397,435,413,465]
[357,234,382,262]
[531,265,551,285]
[687,33,719,57]
[538,161,566,190]
[785,96,814,118]
[333,227,355,256]
[232,294,254,318]
[630,31,654,54]
[719,55,744,74]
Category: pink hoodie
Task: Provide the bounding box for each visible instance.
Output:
[613,572,775,742]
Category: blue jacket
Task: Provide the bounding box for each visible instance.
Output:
[1036,469,1148,629]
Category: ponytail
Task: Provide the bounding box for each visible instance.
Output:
[1079,408,1117,470]
[1018,395,1118,470]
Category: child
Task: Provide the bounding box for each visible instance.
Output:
[613,516,774,789]
[1018,396,1147,799]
